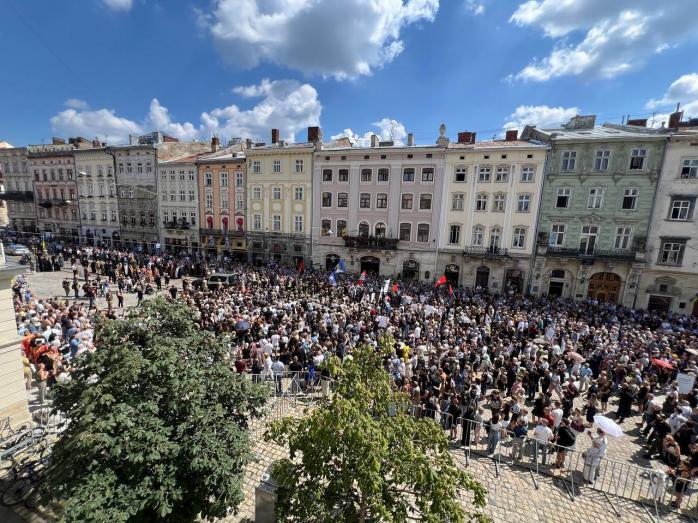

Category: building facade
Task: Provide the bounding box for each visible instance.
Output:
[196,143,247,259]
[524,116,667,306]
[437,131,548,292]
[157,154,202,253]
[74,145,120,247]
[637,129,698,315]
[113,144,158,251]
[28,141,81,243]
[311,130,446,280]
[246,128,316,267]
[0,146,33,231]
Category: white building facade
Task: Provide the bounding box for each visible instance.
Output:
[157,154,201,253]
[0,146,32,231]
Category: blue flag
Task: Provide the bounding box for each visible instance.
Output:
[328,271,337,286]
[335,259,347,273]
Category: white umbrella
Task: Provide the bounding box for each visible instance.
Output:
[593,415,624,437]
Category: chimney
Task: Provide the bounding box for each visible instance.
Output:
[505,129,518,141]
[52,137,65,145]
[668,111,683,129]
[457,131,475,144]
[271,128,280,144]
[407,133,414,146]
[626,118,648,128]
[93,138,101,148]
[211,136,220,152]
[370,134,379,147]
[245,138,253,150]
[307,126,321,143]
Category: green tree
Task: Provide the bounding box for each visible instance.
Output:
[44,298,269,522]
[266,334,488,522]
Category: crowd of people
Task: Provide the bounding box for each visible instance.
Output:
[13,244,698,509]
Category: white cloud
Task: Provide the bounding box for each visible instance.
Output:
[64,98,90,110]
[464,0,485,15]
[645,73,698,127]
[101,0,133,11]
[509,1,698,82]
[201,0,439,80]
[331,118,407,146]
[49,79,322,144]
[503,104,580,131]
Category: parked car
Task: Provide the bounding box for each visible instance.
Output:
[5,243,30,256]
[206,273,240,290]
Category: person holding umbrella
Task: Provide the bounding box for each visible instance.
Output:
[582,427,608,483]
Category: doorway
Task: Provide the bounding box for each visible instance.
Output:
[326,254,340,271]
[504,269,524,294]
[548,269,566,298]
[475,266,490,290]
[402,260,420,280]
[445,264,460,285]
[360,256,380,275]
[647,295,672,314]
[587,272,621,302]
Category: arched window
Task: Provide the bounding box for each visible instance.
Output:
[358,221,370,237]
[472,225,484,246]
[321,219,332,236]
[489,227,501,249]
[375,222,386,238]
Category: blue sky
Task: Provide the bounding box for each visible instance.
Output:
[1,0,697,147]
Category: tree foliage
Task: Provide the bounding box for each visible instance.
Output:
[44,298,269,523]
[266,334,489,523]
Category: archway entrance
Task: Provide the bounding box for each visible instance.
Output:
[475,266,490,290]
[504,268,524,294]
[647,295,672,313]
[360,256,380,275]
[445,264,460,285]
[587,272,621,303]
[402,260,420,280]
[548,269,566,298]
[326,253,340,271]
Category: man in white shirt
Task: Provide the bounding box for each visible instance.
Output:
[551,401,564,433]
[531,419,554,465]
[271,357,285,394]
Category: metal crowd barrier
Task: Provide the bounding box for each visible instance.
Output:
[408,407,698,520]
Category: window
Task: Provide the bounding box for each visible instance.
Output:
[594,150,610,171]
[236,193,244,210]
[190,212,196,225]
[419,194,432,210]
[495,166,509,182]
[336,220,347,236]
[517,194,531,212]
[170,191,176,201]
[622,188,639,210]
[235,172,243,187]
[338,168,349,182]
[272,187,281,200]
[512,227,526,248]
[659,240,686,266]
[205,172,212,187]
[629,148,647,170]
[322,192,332,207]
[579,225,598,254]
[493,193,506,212]
[205,194,213,208]
[669,198,694,220]
[272,160,281,173]
[549,224,566,246]
[417,224,429,242]
[129,188,135,199]
[401,194,413,210]
[111,209,117,222]
[455,167,467,182]
[322,169,333,182]
[561,151,577,171]
[448,225,461,244]
[295,187,304,201]
[361,169,372,182]
[681,159,698,178]
[179,171,185,181]
[360,193,371,208]
[399,223,411,241]
[451,193,464,211]
[189,190,195,201]
[220,194,228,210]
[521,166,534,182]
[556,187,571,208]
[377,168,389,182]
[294,215,303,232]
[120,187,127,198]
[489,227,501,249]
[478,166,491,182]
[358,222,370,237]
[587,188,604,209]
[272,215,281,231]
[321,219,332,236]
[179,190,186,201]
[89,210,96,221]
[252,160,261,174]
[376,193,387,208]
[421,168,434,182]
[252,187,262,200]
[402,168,415,182]
[253,214,262,230]
[614,227,632,249]
[163,211,170,224]
[188,171,195,181]
[476,193,488,211]
[375,222,386,238]
[295,159,304,173]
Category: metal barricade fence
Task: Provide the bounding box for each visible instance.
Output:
[408,410,698,519]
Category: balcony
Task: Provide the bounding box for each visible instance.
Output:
[463,246,509,257]
[546,246,636,261]
[37,198,72,208]
[199,227,245,238]
[343,235,399,251]
[163,221,191,231]
[0,191,34,202]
